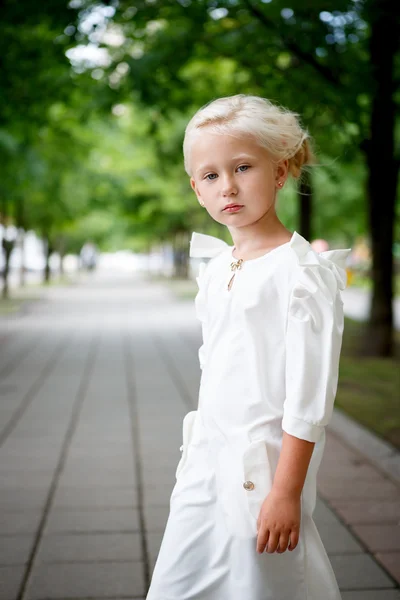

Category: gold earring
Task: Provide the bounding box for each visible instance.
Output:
[277,181,283,188]
[199,201,205,207]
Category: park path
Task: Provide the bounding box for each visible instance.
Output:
[0,270,399,600]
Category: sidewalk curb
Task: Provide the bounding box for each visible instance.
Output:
[328,407,400,484]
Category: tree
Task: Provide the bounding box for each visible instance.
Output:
[76,0,399,355]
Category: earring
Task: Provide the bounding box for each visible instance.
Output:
[199,201,205,207]
[277,181,284,188]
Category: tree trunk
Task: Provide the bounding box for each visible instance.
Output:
[173,231,189,278]
[43,236,53,284]
[298,170,312,241]
[362,0,399,357]
[1,239,14,299]
[15,196,26,287]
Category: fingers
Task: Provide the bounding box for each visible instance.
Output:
[288,530,299,551]
[257,528,298,554]
[265,531,280,553]
[276,532,290,554]
[256,524,269,553]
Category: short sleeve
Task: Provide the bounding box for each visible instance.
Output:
[282,264,345,443]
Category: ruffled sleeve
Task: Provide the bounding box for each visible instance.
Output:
[282,233,351,443]
[189,232,229,370]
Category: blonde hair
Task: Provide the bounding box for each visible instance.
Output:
[183,94,314,178]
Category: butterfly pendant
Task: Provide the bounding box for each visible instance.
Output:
[227,258,243,291]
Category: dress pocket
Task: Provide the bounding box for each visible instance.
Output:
[242,439,273,522]
[175,410,197,479]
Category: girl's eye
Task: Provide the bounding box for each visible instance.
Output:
[205,173,217,181]
[237,165,249,172]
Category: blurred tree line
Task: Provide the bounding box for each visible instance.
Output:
[0,0,399,356]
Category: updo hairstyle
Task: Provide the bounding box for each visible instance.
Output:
[183,94,314,178]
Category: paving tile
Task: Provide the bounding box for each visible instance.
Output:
[143,506,170,532]
[330,554,395,590]
[329,410,399,468]
[351,524,400,552]
[314,498,343,526]
[45,508,140,534]
[317,522,363,554]
[332,499,400,525]
[322,435,360,460]
[38,532,142,563]
[318,478,399,500]
[0,472,53,488]
[0,565,25,600]
[380,454,400,483]
[26,562,145,599]
[341,588,400,599]
[0,537,34,566]
[146,532,163,567]
[319,458,383,478]
[376,552,400,584]
[0,511,41,535]
[53,486,137,509]
[0,489,47,511]
[59,470,135,487]
[143,483,175,506]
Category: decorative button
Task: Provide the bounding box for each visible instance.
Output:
[243,480,255,491]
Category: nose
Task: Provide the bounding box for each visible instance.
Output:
[221,175,238,196]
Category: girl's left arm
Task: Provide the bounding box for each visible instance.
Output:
[256,432,314,554]
[256,260,347,555]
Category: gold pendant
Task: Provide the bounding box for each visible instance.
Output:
[227,273,236,291]
[227,258,243,291]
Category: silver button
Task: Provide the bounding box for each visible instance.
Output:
[243,480,255,491]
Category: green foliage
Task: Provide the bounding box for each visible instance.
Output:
[1,0,399,268]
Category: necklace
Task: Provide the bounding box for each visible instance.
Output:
[227,257,244,291]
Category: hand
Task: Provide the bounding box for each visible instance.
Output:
[256,489,301,554]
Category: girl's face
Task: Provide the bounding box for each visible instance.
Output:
[189,130,288,227]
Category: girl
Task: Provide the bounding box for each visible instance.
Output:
[146,94,350,600]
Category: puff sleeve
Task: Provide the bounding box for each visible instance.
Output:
[282,250,350,444]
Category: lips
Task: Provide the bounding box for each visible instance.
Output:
[223,204,244,211]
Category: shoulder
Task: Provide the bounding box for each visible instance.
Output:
[287,231,351,298]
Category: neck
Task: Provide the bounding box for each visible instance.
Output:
[229,215,290,260]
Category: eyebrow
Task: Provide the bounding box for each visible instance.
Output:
[195,154,257,174]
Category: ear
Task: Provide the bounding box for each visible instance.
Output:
[275,159,289,184]
[190,177,202,201]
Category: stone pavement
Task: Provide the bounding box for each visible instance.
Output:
[0,270,399,600]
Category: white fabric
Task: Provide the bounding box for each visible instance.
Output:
[146,230,351,600]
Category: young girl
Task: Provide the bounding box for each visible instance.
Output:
[146,94,350,600]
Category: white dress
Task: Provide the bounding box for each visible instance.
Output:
[146,230,351,600]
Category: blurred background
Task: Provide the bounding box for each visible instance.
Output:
[0,1,399,438]
[0,1,399,597]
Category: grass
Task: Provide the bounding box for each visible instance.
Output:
[157,274,400,450]
[337,318,400,450]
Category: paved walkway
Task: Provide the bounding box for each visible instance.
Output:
[0,271,399,600]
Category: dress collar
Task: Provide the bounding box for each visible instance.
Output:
[190,230,351,287]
